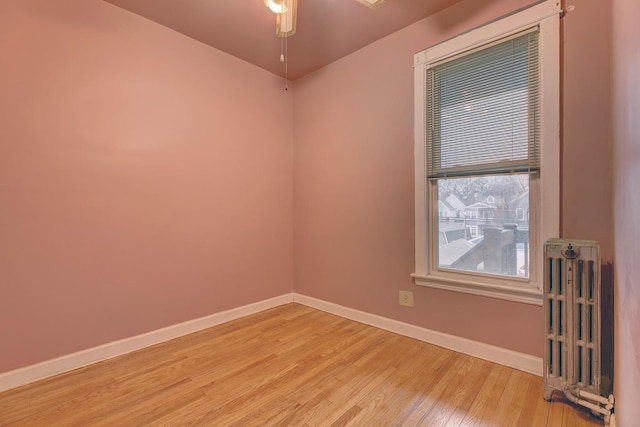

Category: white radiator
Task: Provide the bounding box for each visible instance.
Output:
[543,239,614,424]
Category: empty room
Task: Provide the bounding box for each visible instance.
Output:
[0,0,638,425]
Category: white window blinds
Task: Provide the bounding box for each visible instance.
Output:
[426,28,540,179]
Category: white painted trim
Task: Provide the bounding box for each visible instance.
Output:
[412,273,543,306]
[414,54,428,276]
[293,293,543,376]
[1,292,542,393]
[414,1,561,66]
[412,1,560,303]
[0,294,294,393]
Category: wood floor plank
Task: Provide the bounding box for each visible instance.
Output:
[457,363,509,426]
[530,381,553,426]
[415,355,491,426]
[243,334,394,426]
[442,358,495,427]
[386,351,467,425]
[500,369,534,426]
[336,338,448,426]
[548,394,567,427]
[308,342,407,424]
[0,303,604,427]
[515,375,544,426]
[199,324,378,425]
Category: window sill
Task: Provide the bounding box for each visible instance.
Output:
[411,273,543,306]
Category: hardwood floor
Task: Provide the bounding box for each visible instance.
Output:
[0,303,603,426]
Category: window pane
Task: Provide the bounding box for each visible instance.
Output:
[437,174,529,278]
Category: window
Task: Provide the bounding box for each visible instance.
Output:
[412,1,560,305]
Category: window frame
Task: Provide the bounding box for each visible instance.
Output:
[412,1,560,306]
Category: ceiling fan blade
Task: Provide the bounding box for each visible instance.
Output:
[355,0,386,10]
[276,0,297,37]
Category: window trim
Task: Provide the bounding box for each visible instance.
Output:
[412,1,560,306]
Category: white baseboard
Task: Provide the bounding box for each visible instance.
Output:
[293,293,543,376]
[1,292,542,394]
[0,294,294,393]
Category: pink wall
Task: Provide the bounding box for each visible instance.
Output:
[612,0,640,423]
[0,0,623,387]
[293,0,613,357]
[0,0,294,373]
[562,1,613,260]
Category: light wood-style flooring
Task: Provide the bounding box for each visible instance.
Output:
[0,303,603,426]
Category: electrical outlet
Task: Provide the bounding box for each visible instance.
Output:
[399,290,414,307]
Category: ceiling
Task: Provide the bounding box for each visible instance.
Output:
[104,0,463,80]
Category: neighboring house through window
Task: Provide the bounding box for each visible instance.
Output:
[412,1,560,304]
